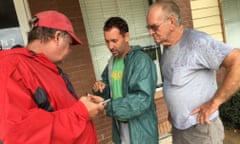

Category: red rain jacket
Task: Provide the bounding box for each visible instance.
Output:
[0,48,97,144]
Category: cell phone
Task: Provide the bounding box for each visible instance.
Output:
[100,99,111,105]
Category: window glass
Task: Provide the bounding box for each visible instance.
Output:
[221,0,240,48]
[0,0,19,28]
[0,0,25,49]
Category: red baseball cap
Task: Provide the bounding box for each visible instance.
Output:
[34,10,82,45]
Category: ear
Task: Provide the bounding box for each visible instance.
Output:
[124,32,130,42]
[168,15,178,25]
[54,31,62,43]
[168,15,178,31]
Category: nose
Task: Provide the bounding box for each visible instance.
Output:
[107,42,114,50]
[148,29,155,35]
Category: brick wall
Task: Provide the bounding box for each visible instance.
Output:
[174,0,193,29]
[27,0,193,143]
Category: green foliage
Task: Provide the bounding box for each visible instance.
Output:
[220,91,240,129]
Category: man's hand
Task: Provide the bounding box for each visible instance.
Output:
[79,96,105,119]
[191,100,219,124]
[93,81,105,93]
[87,93,104,103]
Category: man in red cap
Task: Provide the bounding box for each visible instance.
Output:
[0,10,104,144]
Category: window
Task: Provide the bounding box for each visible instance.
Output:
[142,44,163,87]
[79,0,162,87]
[221,0,240,48]
[0,0,30,50]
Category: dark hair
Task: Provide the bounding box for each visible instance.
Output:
[103,17,129,36]
[28,27,56,43]
[28,17,68,43]
[28,27,68,43]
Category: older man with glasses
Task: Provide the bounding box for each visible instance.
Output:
[147,1,240,144]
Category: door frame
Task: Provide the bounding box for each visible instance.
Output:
[13,0,31,45]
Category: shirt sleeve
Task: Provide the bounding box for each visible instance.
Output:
[194,33,233,69]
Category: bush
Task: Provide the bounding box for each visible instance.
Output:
[220,90,240,129]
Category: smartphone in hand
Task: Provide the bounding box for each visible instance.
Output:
[100,99,111,105]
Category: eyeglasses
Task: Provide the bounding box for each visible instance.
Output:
[146,18,168,31]
[146,22,165,31]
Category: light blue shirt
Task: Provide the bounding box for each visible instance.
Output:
[162,29,233,129]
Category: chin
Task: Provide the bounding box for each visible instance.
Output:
[154,40,161,44]
[112,53,119,57]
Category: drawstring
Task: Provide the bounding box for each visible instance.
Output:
[58,67,78,100]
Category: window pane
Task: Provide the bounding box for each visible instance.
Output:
[0,0,19,28]
[221,0,240,48]
[0,0,24,49]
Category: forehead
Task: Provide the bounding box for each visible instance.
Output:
[104,27,123,39]
[147,6,164,23]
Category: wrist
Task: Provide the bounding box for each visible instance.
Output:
[211,98,221,109]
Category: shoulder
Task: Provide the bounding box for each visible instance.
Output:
[184,29,211,41]
[0,48,34,72]
[182,29,231,50]
[130,45,151,59]
[127,46,155,66]
[187,29,227,47]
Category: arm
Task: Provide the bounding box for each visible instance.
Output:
[0,64,103,143]
[1,84,90,143]
[191,48,240,124]
[92,66,111,100]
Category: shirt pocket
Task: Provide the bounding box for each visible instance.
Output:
[171,67,189,86]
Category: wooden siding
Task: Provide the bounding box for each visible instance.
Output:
[191,0,223,42]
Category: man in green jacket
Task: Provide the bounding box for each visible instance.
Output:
[93,17,159,144]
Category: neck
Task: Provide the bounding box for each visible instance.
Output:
[27,40,42,54]
[118,44,131,58]
[164,25,184,46]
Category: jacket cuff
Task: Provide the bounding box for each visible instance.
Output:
[71,101,90,121]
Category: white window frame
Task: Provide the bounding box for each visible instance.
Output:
[13,0,31,45]
[221,0,240,48]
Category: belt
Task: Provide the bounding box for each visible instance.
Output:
[192,117,219,127]
[210,117,219,122]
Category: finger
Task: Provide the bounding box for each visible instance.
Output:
[191,108,200,115]
[97,86,103,93]
[197,114,201,123]
[92,86,96,91]
[92,87,97,92]
[98,103,105,111]
[203,112,211,125]
[91,94,103,100]
[93,82,100,91]
[200,115,205,124]
[93,83,101,92]
[205,119,211,125]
